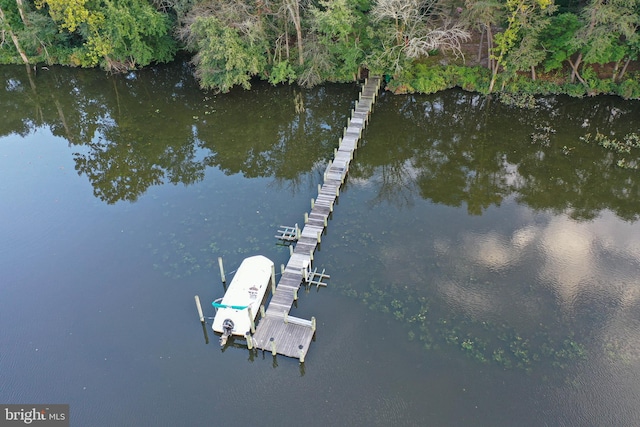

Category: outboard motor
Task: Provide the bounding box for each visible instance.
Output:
[219,318,234,346]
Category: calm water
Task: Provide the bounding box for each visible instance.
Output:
[1,62,640,426]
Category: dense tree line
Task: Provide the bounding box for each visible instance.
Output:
[1,0,638,96]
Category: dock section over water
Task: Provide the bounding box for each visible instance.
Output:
[251,76,382,361]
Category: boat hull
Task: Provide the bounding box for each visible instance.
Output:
[212,255,273,338]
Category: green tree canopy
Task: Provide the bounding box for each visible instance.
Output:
[35,0,176,70]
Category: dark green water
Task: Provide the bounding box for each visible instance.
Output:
[1,62,640,426]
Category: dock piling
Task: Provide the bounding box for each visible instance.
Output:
[246,333,254,350]
[270,264,276,291]
[194,295,204,323]
[248,306,255,334]
[217,257,226,284]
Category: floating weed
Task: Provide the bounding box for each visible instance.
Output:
[602,339,632,364]
[492,348,512,369]
[343,288,358,298]
[530,125,556,146]
[580,132,640,169]
[340,279,588,373]
[509,336,531,368]
[463,338,488,363]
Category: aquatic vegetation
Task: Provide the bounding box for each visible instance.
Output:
[498,92,537,109]
[602,339,633,364]
[148,205,289,279]
[580,132,640,169]
[530,125,556,147]
[340,280,589,372]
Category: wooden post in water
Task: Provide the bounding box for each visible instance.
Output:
[194,295,204,323]
[270,264,276,294]
[217,257,226,284]
[311,316,316,332]
[304,212,309,224]
[311,198,315,209]
[270,338,277,356]
[248,306,255,334]
[299,345,305,363]
[201,322,209,345]
[294,287,298,300]
[246,333,253,350]
[260,304,266,318]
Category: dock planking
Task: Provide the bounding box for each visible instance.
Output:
[252,76,382,361]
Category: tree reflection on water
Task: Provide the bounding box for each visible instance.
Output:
[1,62,639,219]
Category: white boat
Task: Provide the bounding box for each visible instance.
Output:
[212,255,274,346]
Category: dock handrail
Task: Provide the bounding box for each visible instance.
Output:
[212,301,248,310]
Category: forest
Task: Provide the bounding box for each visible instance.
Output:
[1,0,639,98]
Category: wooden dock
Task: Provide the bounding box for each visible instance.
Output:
[251,76,382,361]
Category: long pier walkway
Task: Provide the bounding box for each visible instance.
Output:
[251,76,382,361]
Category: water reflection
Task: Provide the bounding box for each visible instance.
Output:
[438,211,640,323]
[2,63,639,219]
[0,63,358,204]
[356,91,640,220]
[3,61,640,425]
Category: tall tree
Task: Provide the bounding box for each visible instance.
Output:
[502,0,556,80]
[179,1,270,92]
[35,0,175,70]
[371,0,470,74]
[568,0,640,85]
[538,12,581,73]
[488,0,553,92]
[281,0,305,66]
[309,0,369,82]
[0,3,30,64]
[462,0,504,71]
